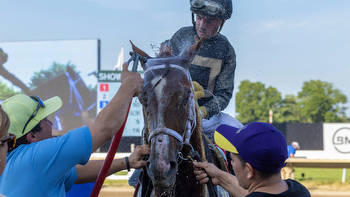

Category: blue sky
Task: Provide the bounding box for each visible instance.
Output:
[1,0,349,117]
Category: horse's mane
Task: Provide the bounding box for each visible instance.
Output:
[191,102,206,162]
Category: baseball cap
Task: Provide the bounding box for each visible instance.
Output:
[292,141,300,149]
[214,122,288,173]
[1,94,62,138]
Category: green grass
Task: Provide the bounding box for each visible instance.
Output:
[294,168,350,184]
[103,168,350,191]
[114,170,128,176]
[103,180,129,187]
[293,168,350,191]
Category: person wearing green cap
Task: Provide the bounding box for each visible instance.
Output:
[193,122,310,197]
[0,62,150,197]
[0,106,15,176]
[0,106,14,197]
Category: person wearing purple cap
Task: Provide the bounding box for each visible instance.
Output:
[193,122,310,197]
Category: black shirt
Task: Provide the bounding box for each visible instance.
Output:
[246,179,310,197]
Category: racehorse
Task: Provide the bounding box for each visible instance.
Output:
[131,39,228,197]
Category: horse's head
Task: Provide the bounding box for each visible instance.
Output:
[133,38,203,196]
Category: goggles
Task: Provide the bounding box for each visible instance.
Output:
[22,96,45,134]
[0,133,16,149]
[190,0,226,17]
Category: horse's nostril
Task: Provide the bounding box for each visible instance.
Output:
[167,161,178,177]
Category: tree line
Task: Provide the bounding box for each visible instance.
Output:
[235,80,349,124]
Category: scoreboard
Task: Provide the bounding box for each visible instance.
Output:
[97,70,143,137]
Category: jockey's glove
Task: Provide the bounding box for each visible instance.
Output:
[192,81,205,100]
[200,106,208,119]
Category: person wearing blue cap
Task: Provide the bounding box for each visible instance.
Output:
[193,122,310,197]
[0,63,150,197]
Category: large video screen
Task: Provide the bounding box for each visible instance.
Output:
[0,39,99,135]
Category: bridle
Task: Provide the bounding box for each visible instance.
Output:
[143,64,197,151]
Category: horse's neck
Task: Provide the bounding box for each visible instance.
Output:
[174,106,207,197]
[189,105,206,161]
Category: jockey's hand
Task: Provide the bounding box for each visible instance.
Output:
[193,161,222,185]
[199,106,208,119]
[192,81,208,118]
[121,62,144,96]
[129,145,150,169]
[192,81,205,100]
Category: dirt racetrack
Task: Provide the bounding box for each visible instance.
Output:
[100,188,133,197]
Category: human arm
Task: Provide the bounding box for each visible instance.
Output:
[89,62,143,152]
[169,27,196,57]
[75,145,150,183]
[193,161,247,197]
[289,153,295,158]
[287,145,296,158]
[202,43,236,118]
[0,142,8,175]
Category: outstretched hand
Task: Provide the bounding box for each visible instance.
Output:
[121,62,144,96]
[129,145,150,169]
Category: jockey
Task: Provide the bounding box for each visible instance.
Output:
[167,0,242,139]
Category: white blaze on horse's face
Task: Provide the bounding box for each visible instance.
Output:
[151,75,167,128]
[149,71,174,186]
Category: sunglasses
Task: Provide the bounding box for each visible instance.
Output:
[21,96,45,134]
[0,133,16,149]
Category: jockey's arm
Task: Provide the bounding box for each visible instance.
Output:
[203,46,236,118]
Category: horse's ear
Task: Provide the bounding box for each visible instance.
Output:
[130,40,151,70]
[181,35,205,62]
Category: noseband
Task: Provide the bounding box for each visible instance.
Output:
[144,64,197,149]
